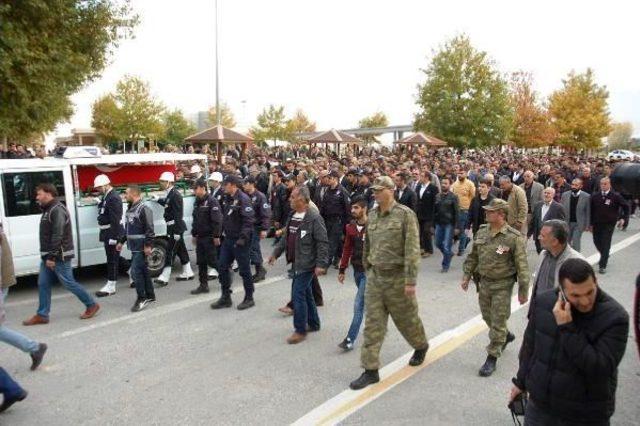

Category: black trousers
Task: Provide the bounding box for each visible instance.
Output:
[104,241,121,281]
[325,218,344,264]
[593,222,616,268]
[418,219,434,253]
[164,233,190,268]
[196,237,217,285]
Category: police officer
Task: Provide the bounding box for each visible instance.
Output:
[207,171,225,279]
[94,174,126,297]
[270,170,289,231]
[118,185,155,312]
[319,170,351,269]
[461,198,530,377]
[154,171,194,286]
[349,176,429,390]
[210,175,256,311]
[190,179,223,295]
[243,176,271,283]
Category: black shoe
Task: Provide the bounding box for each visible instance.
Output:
[338,337,354,351]
[95,290,115,298]
[131,298,151,312]
[0,389,27,413]
[479,355,497,377]
[190,285,209,295]
[154,279,169,288]
[409,345,429,366]
[502,332,515,351]
[349,370,380,390]
[332,261,340,270]
[211,295,232,309]
[30,343,47,371]
[237,299,255,310]
[599,267,606,274]
[129,282,135,288]
[253,265,267,283]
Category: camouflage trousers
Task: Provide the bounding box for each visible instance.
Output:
[361,267,428,370]
[478,280,514,358]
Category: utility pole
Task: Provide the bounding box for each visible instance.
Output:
[215,0,221,126]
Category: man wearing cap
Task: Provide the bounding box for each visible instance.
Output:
[210,175,256,310]
[243,176,271,283]
[154,172,194,286]
[319,170,351,269]
[349,176,429,390]
[461,198,530,377]
[94,175,126,297]
[190,164,203,182]
[207,172,225,279]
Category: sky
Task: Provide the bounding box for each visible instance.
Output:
[50,0,640,142]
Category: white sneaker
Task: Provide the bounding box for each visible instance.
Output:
[95,280,116,297]
[177,263,195,281]
[208,267,219,279]
[154,266,172,285]
[232,260,239,272]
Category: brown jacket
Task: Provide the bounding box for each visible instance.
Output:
[506,184,528,234]
[1,230,17,288]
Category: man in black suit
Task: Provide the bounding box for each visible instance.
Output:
[393,172,417,211]
[414,171,439,257]
[529,187,566,254]
[511,163,526,186]
[589,177,630,274]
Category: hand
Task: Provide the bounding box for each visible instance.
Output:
[586,226,593,233]
[116,243,123,252]
[45,259,56,270]
[518,294,529,305]
[461,278,470,292]
[454,228,460,236]
[213,238,221,246]
[143,246,152,256]
[616,219,625,229]
[404,285,416,297]
[509,385,523,403]
[259,231,267,240]
[275,229,283,237]
[235,238,246,247]
[268,256,276,266]
[338,273,345,284]
[553,292,572,325]
[314,267,326,276]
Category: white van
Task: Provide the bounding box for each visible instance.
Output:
[0,152,206,278]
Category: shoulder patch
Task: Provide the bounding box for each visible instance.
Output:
[245,206,253,212]
[506,226,521,236]
[263,203,269,209]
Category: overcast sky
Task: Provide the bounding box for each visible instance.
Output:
[51,0,640,141]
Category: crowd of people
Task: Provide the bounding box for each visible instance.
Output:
[1,142,638,424]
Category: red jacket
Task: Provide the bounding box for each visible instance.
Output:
[339,221,366,273]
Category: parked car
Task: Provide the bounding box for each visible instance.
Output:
[607,149,635,161]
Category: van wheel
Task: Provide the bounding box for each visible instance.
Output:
[147,239,168,278]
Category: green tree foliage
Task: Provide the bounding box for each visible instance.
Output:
[163,109,196,144]
[207,103,237,128]
[286,109,316,142]
[414,35,513,148]
[509,71,556,148]
[607,122,633,150]
[251,105,290,144]
[0,0,137,142]
[91,76,165,146]
[548,69,611,151]
[358,111,389,143]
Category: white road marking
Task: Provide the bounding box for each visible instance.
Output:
[294,230,640,425]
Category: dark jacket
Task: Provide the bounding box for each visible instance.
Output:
[124,200,154,252]
[529,200,565,239]
[434,191,459,227]
[516,289,629,423]
[191,194,222,239]
[319,185,351,224]
[467,193,495,234]
[414,182,439,222]
[97,188,125,243]
[272,208,329,273]
[158,186,187,235]
[39,200,74,261]
[270,183,289,226]
[395,186,418,211]
[338,221,366,273]
[248,190,272,231]
[590,190,630,226]
[222,190,255,243]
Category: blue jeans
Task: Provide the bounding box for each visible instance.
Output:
[130,252,155,300]
[435,224,454,269]
[37,260,95,318]
[218,236,254,299]
[0,367,25,400]
[346,271,366,343]
[292,271,320,334]
[0,288,39,353]
[249,229,263,266]
[457,210,470,253]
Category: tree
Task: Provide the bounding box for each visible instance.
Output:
[414,35,513,148]
[548,69,611,151]
[286,109,316,142]
[207,103,237,128]
[163,109,196,144]
[607,122,633,150]
[358,111,389,143]
[0,1,137,145]
[509,71,556,148]
[251,105,290,144]
[91,76,165,149]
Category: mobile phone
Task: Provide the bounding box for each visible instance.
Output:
[559,286,568,304]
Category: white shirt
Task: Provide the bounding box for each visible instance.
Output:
[419,183,429,198]
[541,202,551,220]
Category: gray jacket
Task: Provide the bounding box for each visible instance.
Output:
[272,207,330,273]
[560,191,591,231]
[520,181,544,210]
[532,244,585,295]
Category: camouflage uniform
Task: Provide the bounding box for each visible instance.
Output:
[361,200,428,370]
[463,221,529,358]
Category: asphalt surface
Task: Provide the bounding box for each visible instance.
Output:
[1,220,639,425]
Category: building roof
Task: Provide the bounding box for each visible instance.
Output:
[394,132,447,146]
[305,128,362,145]
[184,125,253,143]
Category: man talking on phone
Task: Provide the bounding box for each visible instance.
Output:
[511,258,629,425]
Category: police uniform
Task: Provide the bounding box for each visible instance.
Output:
[462,198,529,376]
[211,176,256,309]
[157,185,193,283]
[247,188,271,281]
[319,182,351,267]
[97,188,125,290]
[190,193,222,293]
[124,199,156,304]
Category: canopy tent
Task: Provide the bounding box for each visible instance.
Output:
[304,128,363,155]
[394,132,447,147]
[184,125,253,162]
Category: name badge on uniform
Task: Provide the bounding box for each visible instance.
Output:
[300,230,307,239]
[496,244,510,255]
[604,199,611,205]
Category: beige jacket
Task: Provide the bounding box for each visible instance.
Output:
[0,230,17,288]
[506,185,528,234]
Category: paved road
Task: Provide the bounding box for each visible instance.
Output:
[1,220,639,425]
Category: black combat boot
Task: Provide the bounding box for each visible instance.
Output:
[190,284,209,295]
[479,355,497,377]
[210,294,232,309]
[502,332,516,351]
[349,369,380,390]
[237,298,255,310]
[409,344,429,366]
[253,265,267,283]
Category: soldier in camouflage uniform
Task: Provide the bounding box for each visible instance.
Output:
[461,198,530,377]
[349,176,429,390]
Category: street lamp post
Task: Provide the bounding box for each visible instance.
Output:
[215,0,221,126]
